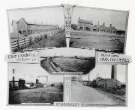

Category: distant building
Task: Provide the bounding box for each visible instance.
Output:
[77,17,94,31]
[18,79,26,89]
[77,17,117,34]
[36,78,39,84]
[9,78,26,89]
[12,20,18,33]
[94,77,122,88]
[12,18,59,36]
[9,80,19,89]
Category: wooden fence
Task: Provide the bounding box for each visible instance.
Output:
[11,35,31,52]
[10,30,59,52]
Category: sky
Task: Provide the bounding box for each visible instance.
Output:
[72,7,128,30]
[7,6,64,32]
[8,63,126,84]
[8,63,64,84]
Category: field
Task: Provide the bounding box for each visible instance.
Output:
[70,31,125,53]
[9,86,63,104]
[27,31,66,49]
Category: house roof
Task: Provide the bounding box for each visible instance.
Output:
[17,17,58,27]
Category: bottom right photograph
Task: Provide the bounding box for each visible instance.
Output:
[63,64,127,106]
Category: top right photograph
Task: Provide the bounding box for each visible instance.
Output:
[70,6,129,53]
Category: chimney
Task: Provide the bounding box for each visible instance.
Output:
[111,65,117,80]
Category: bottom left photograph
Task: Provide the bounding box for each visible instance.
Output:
[8,62,64,105]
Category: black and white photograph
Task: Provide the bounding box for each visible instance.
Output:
[70,6,128,53]
[6,4,131,106]
[8,62,64,104]
[8,6,66,53]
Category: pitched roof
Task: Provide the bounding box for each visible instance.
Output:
[17,17,28,24]
[17,17,58,27]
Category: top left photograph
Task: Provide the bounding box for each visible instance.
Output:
[7,5,65,52]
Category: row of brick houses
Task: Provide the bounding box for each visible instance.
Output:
[77,17,117,33]
[12,18,60,36]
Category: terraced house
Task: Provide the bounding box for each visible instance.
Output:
[77,17,117,34]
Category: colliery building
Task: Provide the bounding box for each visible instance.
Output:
[77,17,117,34]
[12,18,59,36]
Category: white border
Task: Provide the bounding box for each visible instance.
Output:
[0,0,135,110]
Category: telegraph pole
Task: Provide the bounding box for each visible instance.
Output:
[12,68,15,89]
